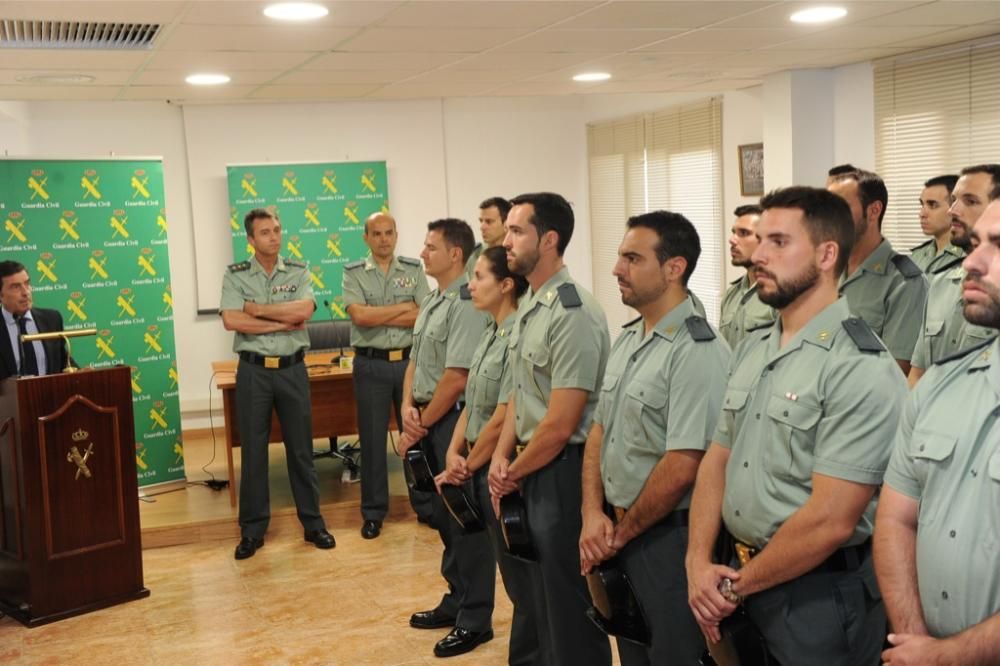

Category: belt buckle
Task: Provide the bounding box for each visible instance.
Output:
[734,542,755,567]
[264,356,280,369]
[388,349,403,362]
[613,506,626,522]
[515,443,527,455]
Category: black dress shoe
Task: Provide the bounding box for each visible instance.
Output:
[361,520,382,539]
[409,608,457,629]
[304,528,336,549]
[433,627,494,658]
[234,536,264,560]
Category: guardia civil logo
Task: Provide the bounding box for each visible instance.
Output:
[89,250,110,280]
[111,209,129,238]
[5,211,28,245]
[131,169,151,200]
[81,169,102,200]
[27,169,49,201]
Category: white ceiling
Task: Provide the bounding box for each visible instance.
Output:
[1,0,999,103]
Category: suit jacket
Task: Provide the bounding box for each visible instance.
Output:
[0,307,71,380]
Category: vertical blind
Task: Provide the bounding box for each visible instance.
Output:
[587,97,724,335]
[875,40,1000,254]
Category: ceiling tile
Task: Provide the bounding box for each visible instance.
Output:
[879,24,1000,50]
[275,68,413,84]
[448,51,601,71]
[340,28,531,53]
[133,70,285,86]
[403,67,548,84]
[118,84,256,100]
[303,52,468,70]
[0,50,151,70]
[557,1,773,30]
[0,69,134,85]
[769,26,960,51]
[0,1,186,22]
[711,1,928,30]
[144,50,316,71]
[376,1,601,29]
[859,1,1000,27]
[367,81,495,99]
[248,83,382,99]
[637,28,806,53]
[0,84,122,100]
[180,1,402,27]
[158,24,359,52]
[502,29,686,53]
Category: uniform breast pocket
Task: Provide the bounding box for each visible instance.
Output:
[987,452,1000,551]
[911,429,958,525]
[623,379,667,452]
[765,395,822,480]
[423,317,449,366]
[394,288,416,304]
[474,361,504,411]
[363,288,385,306]
[923,319,945,356]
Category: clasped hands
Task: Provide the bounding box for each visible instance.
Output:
[397,405,427,454]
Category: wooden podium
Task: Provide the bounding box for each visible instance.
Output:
[0,366,149,626]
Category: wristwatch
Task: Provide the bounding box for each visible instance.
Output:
[719,577,743,604]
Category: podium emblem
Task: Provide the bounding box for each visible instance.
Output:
[67,428,95,480]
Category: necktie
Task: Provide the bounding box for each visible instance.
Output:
[17,316,39,376]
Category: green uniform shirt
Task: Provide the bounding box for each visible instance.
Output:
[884,338,1000,637]
[220,255,314,356]
[840,238,928,361]
[909,239,964,275]
[911,265,995,370]
[593,298,730,509]
[688,289,707,318]
[509,267,610,445]
[719,274,776,349]
[341,255,429,349]
[464,243,485,278]
[410,273,490,404]
[714,298,907,548]
[464,313,516,443]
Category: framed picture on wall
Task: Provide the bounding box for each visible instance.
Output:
[738,143,764,196]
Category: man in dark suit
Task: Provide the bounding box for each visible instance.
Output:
[0,260,71,380]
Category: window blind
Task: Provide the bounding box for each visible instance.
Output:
[587,97,724,335]
[875,40,1000,254]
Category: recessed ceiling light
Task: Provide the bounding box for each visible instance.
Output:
[263,2,329,21]
[573,72,612,82]
[790,6,847,24]
[186,73,231,86]
[17,73,95,85]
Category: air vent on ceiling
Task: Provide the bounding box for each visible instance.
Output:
[0,20,161,49]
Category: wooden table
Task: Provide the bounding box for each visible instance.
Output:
[213,352,369,507]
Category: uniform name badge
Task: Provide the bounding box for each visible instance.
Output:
[389,349,403,362]
[264,356,280,369]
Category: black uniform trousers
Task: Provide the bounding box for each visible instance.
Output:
[522,445,612,666]
[615,518,705,666]
[235,359,325,539]
[352,354,433,522]
[473,465,543,665]
[742,551,885,666]
[424,409,495,632]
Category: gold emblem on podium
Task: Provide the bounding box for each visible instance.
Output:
[67,428,95,480]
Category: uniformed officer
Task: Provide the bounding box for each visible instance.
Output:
[490,191,613,666]
[399,218,494,658]
[437,245,540,665]
[580,211,729,665]
[343,212,431,538]
[908,165,1000,386]
[686,187,907,666]
[875,198,1000,665]
[465,196,511,277]
[220,208,335,560]
[910,174,962,275]
[829,168,927,374]
[719,204,775,347]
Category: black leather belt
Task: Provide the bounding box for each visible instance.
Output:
[239,349,305,369]
[734,537,870,574]
[354,346,411,362]
[515,441,582,459]
[414,400,465,412]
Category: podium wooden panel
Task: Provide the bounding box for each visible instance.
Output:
[0,366,148,627]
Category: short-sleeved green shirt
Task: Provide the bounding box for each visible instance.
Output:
[464,243,485,278]
[713,298,907,548]
[594,298,730,509]
[410,273,490,404]
[909,239,963,275]
[464,312,516,443]
[884,338,1000,637]
[911,265,995,370]
[719,274,776,349]
[220,255,314,356]
[341,255,429,349]
[509,267,610,445]
[839,239,928,361]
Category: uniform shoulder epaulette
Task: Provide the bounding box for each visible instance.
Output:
[557,283,582,308]
[345,259,365,270]
[459,284,472,300]
[842,317,886,353]
[685,315,716,342]
[747,320,775,333]
[890,253,922,279]
[228,260,251,273]
[934,335,996,366]
[909,239,933,252]
[399,256,421,267]
[930,255,964,275]
[284,258,307,269]
[472,242,482,251]
[622,315,642,329]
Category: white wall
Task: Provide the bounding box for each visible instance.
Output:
[833,62,876,170]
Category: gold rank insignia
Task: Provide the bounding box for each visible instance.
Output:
[874,263,883,272]
[665,326,677,334]
[818,331,830,341]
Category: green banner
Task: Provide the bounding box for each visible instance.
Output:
[226,161,389,320]
[0,158,184,488]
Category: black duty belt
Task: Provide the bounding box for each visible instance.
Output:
[515,441,583,459]
[734,537,870,574]
[239,349,305,369]
[414,400,465,413]
[354,346,411,362]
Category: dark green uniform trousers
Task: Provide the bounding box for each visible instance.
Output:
[615,519,705,666]
[522,446,612,666]
[425,409,495,632]
[473,466,543,665]
[352,354,433,522]
[235,359,325,539]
